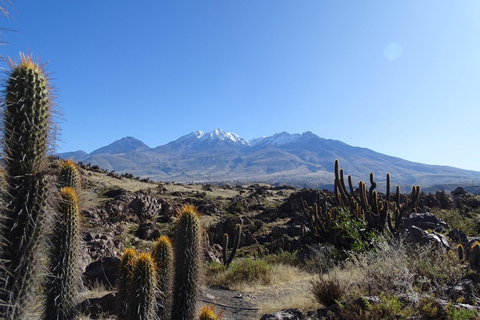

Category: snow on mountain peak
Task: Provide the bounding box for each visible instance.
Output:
[189,129,249,146]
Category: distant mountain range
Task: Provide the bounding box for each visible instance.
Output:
[59,129,480,192]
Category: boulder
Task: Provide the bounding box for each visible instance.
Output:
[134,222,161,240]
[81,232,125,270]
[448,228,468,245]
[83,256,120,289]
[271,225,289,238]
[402,226,450,249]
[404,212,449,232]
[129,193,162,219]
[79,292,117,317]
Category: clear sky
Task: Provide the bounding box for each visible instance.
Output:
[1,1,480,171]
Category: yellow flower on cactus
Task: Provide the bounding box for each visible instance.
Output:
[199,304,225,320]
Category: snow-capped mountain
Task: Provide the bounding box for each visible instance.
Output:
[59,129,480,191]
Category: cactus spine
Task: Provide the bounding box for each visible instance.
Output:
[172,204,201,320]
[152,236,174,320]
[117,248,137,319]
[0,54,53,319]
[45,187,80,320]
[130,252,157,320]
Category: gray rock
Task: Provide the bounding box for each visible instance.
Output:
[83,256,120,289]
[134,222,161,240]
[259,308,303,320]
[79,292,117,317]
[448,228,468,244]
[271,225,289,238]
[404,212,449,231]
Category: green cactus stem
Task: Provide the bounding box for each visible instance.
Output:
[223,224,242,268]
[130,252,156,320]
[0,54,54,320]
[152,236,174,320]
[117,248,137,319]
[172,204,201,320]
[59,159,80,189]
[471,241,480,269]
[458,244,464,262]
[45,187,80,320]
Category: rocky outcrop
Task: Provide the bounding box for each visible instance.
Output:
[82,256,120,289]
[134,222,161,240]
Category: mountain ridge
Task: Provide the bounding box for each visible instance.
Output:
[59,129,480,191]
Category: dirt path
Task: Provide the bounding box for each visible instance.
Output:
[199,279,315,320]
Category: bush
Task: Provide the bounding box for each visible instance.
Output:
[205,259,273,289]
[311,274,344,307]
[265,250,301,267]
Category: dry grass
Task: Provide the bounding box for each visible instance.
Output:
[256,280,318,316]
[206,259,311,292]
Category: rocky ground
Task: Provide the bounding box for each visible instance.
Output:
[72,163,480,319]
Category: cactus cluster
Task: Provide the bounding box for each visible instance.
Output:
[303,159,421,248]
[117,204,202,320]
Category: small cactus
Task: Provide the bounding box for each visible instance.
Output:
[0,53,54,319]
[471,241,480,269]
[59,159,80,189]
[457,244,464,262]
[172,204,201,320]
[152,236,174,320]
[45,187,80,320]
[198,304,225,320]
[130,252,157,320]
[223,224,241,268]
[117,248,137,319]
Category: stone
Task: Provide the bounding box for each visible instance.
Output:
[448,228,468,244]
[259,308,303,320]
[134,222,161,240]
[83,256,120,289]
[271,225,289,238]
[404,212,449,231]
[79,292,117,317]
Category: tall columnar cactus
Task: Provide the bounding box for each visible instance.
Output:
[117,248,137,319]
[172,204,201,320]
[130,252,156,320]
[152,236,174,320]
[45,187,80,320]
[59,159,80,189]
[0,54,53,319]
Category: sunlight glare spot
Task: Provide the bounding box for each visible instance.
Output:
[384,42,403,61]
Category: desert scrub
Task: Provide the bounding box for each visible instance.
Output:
[205,258,307,291]
[432,208,480,236]
[354,240,466,300]
[265,250,302,267]
[205,259,273,289]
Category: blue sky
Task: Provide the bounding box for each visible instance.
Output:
[2,1,480,171]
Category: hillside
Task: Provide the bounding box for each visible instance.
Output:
[61,160,480,319]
